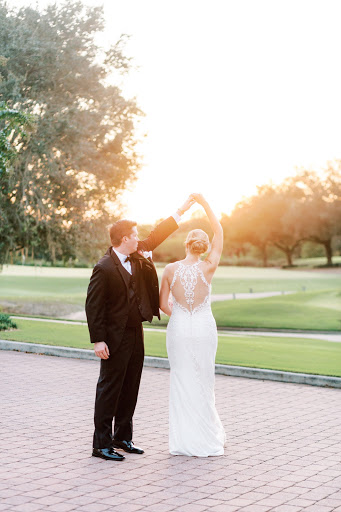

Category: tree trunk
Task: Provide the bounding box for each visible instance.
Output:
[309,237,334,266]
[285,249,293,267]
[273,243,296,266]
[51,245,56,265]
[260,245,268,267]
[323,240,333,266]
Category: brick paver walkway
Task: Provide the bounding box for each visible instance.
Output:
[1,351,341,512]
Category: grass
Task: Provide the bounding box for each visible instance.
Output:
[160,265,340,294]
[293,256,341,267]
[0,320,91,347]
[151,290,341,331]
[1,264,340,330]
[0,275,88,304]
[1,319,340,377]
[212,290,341,331]
[1,265,340,305]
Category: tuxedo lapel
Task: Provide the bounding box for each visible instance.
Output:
[130,257,137,276]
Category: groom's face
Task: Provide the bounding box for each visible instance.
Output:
[125,226,139,254]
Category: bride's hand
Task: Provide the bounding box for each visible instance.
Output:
[191,193,206,206]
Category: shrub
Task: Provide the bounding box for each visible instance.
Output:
[0,313,17,331]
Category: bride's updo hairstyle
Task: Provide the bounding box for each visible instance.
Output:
[185,229,210,255]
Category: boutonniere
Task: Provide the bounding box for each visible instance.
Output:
[137,250,153,260]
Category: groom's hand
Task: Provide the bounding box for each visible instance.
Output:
[94,341,110,359]
[177,195,196,216]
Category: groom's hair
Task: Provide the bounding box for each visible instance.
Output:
[110,220,137,247]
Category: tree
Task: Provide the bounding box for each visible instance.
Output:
[0,101,36,263]
[227,186,279,267]
[289,166,341,265]
[0,1,142,264]
[220,166,341,268]
[268,184,305,267]
[227,184,305,267]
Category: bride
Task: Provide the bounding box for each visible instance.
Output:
[159,193,226,457]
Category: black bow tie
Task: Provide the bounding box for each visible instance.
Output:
[125,255,132,263]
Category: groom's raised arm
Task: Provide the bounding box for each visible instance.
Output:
[137,216,178,253]
[138,196,195,252]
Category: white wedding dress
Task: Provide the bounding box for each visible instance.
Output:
[166,261,226,457]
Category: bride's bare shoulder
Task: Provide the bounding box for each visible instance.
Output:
[199,258,217,280]
[164,261,178,271]
[163,262,176,274]
[162,262,177,283]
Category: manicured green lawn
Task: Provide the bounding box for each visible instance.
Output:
[0,320,91,346]
[146,330,341,377]
[164,265,341,294]
[1,265,340,306]
[0,275,89,304]
[1,265,340,330]
[212,290,341,331]
[1,320,340,377]
[294,256,341,267]
[151,290,341,331]
[215,334,341,376]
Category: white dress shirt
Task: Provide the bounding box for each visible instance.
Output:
[112,248,132,275]
[172,212,181,224]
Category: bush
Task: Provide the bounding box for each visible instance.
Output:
[0,313,17,331]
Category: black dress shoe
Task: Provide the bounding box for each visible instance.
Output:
[92,447,125,461]
[112,440,144,454]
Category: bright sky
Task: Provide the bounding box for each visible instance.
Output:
[11,0,341,223]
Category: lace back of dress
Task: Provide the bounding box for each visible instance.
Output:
[170,262,210,314]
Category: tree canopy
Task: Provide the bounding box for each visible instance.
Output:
[0,1,143,264]
[225,166,341,266]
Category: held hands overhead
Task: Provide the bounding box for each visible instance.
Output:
[190,193,207,206]
[94,193,206,360]
[177,193,206,216]
[177,195,195,216]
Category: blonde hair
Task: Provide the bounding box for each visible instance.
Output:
[185,229,210,255]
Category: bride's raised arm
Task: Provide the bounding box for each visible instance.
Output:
[192,193,223,271]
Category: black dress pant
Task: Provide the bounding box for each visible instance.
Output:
[93,324,144,449]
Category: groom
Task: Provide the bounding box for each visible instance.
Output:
[86,196,195,461]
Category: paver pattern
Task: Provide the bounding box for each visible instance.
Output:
[1,350,341,512]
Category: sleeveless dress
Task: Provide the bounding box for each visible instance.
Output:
[166,261,226,457]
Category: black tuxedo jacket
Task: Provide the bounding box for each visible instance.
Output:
[85,216,178,352]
